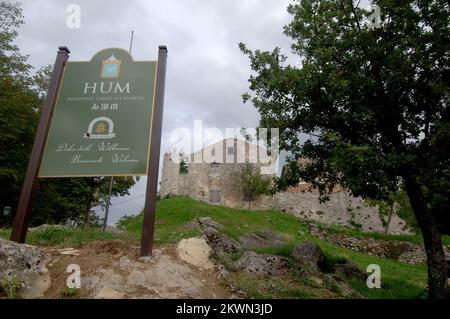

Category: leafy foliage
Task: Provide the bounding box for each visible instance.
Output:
[240,0,449,298]
[0,274,20,299]
[179,152,189,174]
[239,163,272,201]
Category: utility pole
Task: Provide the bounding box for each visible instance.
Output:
[102,31,134,231]
[102,176,114,231]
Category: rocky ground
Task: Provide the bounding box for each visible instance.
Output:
[43,240,230,299]
[3,217,434,299]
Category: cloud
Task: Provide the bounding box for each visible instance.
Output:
[16,0,293,221]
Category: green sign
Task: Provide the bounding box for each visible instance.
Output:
[39,48,157,177]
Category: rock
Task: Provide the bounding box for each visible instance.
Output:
[58,248,81,256]
[239,230,284,249]
[176,237,214,270]
[309,276,324,286]
[198,217,224,230]
[0,238,51,298]
[215,264,229,279]
[335,281,357,298]
[306,226,435,265]
[234,251,288,276]
[202,228,239,257]
[28,224,66,232]
[292,241,324,269]
[95,287,125,299]
[104,225,125,234]
[183,220,200,231]
[334,260,366,281]
[308,223,321,237]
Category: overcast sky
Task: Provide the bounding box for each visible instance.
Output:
[15,0,295,224]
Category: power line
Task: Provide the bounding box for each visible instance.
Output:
[93,194,145,209]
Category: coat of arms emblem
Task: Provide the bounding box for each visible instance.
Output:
[84,117,116,139]
[101,54,121,78]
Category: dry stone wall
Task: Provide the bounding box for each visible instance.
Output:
[271,189,411,234]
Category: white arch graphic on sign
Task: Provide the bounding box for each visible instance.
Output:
[85,116,116,139]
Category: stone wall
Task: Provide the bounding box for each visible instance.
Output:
[271,187,411,235]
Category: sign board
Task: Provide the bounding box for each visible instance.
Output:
[39,48,157,177]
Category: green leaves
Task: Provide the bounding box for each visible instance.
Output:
[239,163,272,201]
[240,0,449,200]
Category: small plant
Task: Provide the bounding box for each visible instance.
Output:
[1,274,21,299]
[61,286,79,298]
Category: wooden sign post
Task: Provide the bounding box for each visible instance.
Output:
[11,46,70,243]
[140,46,167,256]
[11,46,168,257]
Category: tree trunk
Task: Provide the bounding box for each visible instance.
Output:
[83,197,92,228]
[384,202,394,235]
[404,176,448,299]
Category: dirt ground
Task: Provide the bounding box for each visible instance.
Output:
[42,240,231,299]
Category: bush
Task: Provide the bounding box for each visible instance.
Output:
[0,274,20,299]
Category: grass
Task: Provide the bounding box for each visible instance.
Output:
[123,196,308,245]
[0,196,435,298]
[0,227,133,246]
[123,196,429,299]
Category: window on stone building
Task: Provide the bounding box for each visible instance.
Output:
[210,162,220,175]
[227,146,234,155]
[209,190,221,203]
[211,148,215,156]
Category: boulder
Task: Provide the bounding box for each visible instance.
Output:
[333,260,366,281]
[198,217,224,230]
[292,241,324,269]
[183,220,200,231]
[176,237,214,270]
[234,251,288,276]
[58,248,81,256]
[0,238,50,298]
[202,228,239,257]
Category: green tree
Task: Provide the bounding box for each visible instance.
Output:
[179,153,189,174]
[0,2,136,228]
[240,0,449,298]
[0,1,39,225]
[239,163,272,210]
[366,191,416,234]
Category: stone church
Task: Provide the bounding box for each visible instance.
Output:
[160,138,412,234]
[160,138,277,209]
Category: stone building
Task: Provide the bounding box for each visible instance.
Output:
[160,138,412,234]
[160,138,277,209]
